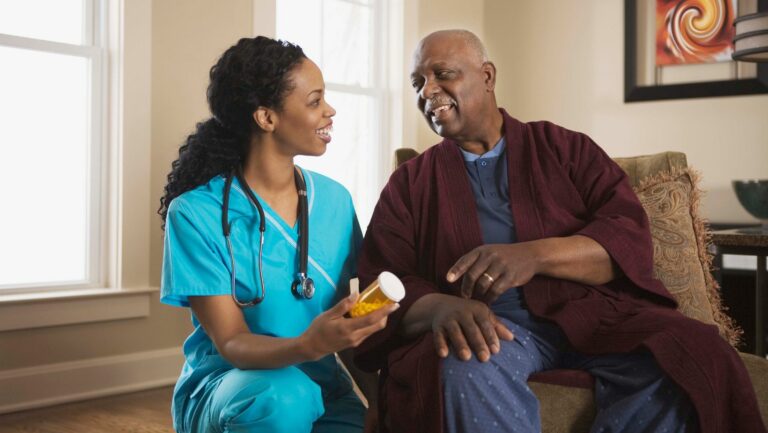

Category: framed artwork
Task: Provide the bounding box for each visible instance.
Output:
[625,0,768,102]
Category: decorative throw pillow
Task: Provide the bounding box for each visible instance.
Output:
[634,168,740,347]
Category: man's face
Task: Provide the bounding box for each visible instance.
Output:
[409,35,489,140]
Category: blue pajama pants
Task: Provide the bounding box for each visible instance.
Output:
[442,309,697,433]
[184,366,365,433]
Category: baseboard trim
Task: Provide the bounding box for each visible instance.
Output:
[0,347,183,414]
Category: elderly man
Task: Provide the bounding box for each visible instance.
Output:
[354,30,764,433]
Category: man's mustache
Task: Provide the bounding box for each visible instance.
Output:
[424,98,456,115]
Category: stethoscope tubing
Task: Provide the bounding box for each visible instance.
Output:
[222,166,312,307]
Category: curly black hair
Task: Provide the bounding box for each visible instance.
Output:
[158,36,306,224]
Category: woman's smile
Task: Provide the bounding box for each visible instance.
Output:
[316,121,333,143]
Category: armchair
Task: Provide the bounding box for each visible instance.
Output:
[392,148,768,432]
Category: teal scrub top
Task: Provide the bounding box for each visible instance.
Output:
[160,168,363,416]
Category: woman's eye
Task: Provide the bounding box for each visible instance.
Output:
[311,99,321,106]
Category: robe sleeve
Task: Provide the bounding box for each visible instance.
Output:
[550,125,675,305]
[353,166,439,372]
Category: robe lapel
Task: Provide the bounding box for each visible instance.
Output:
[501,109,544,243]
[434,139,484,265]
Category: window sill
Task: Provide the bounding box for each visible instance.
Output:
[0,287,157,331]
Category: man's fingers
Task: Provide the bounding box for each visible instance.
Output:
[478,316,500,354]
[458,317,490,362]
[482,273,510,304]
[447,250,480,284]
[433,329,449,358]
[459,255,494,299]
[444,321,471,361]
[471,271,493,301]
[494,318,515,341]
[480,275,510,305]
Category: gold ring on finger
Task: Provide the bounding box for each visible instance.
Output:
[481,272,495,284]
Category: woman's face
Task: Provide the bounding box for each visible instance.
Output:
[271,58,336,157]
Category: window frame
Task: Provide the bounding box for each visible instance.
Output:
[273,0,404,229]
[0,0,108,295]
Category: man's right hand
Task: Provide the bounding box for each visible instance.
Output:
[431,296,514,362]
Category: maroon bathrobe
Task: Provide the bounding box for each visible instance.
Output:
[355,110,765,433]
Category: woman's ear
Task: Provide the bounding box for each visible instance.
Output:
[253,107,276,132]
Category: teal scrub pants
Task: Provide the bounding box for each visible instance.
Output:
[184,366,366,433]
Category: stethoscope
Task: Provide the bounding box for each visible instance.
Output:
[221,166,314,308]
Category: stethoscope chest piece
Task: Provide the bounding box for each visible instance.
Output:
[292,275,315,299]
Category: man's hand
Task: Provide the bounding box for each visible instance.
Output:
[446,243,540,304]
[431,296,514,362]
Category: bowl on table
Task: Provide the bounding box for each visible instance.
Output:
[732,179,768,233]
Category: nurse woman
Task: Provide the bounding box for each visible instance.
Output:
[158,36,397,433]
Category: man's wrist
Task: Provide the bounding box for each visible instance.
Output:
[527,238,551,275]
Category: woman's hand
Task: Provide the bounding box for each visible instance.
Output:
[300,293,399,361]
[430,295,514,362]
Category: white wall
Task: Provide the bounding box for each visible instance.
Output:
[485,0,768,223]
[149,0,254,284]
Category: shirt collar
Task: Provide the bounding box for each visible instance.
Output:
[459,136,507,162]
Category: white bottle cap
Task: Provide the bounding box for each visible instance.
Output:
[377,271,405,302]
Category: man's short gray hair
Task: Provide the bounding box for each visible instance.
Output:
[423,29,489,63]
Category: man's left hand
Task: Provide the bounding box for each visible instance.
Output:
[446,243,540,303]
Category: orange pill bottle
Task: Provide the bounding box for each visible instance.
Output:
[349,271,405,318]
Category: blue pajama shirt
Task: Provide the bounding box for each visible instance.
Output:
[441,139,697,433]
[161,169,365,433]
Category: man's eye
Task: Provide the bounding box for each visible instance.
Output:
[436,71,450,79]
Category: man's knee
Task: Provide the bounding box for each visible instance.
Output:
[215,367,324,433]
[441,343,534,393]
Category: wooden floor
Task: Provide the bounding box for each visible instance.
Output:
[0,386,174,433]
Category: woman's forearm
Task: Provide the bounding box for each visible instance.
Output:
[189,295,327,370]
[219,332,320,370]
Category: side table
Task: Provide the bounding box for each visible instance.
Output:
[710,228,768,357]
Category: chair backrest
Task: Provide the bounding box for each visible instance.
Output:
[612,152,688,187]
[395,148,420,169]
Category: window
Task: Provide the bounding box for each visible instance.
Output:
[0,0,106,293]
[276,0,402,229]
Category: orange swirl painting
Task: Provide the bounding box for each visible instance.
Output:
[656,0,737,65]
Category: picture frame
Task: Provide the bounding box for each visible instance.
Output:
[625,0,768,102]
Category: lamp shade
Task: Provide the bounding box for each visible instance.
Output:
[732,12,768,62]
